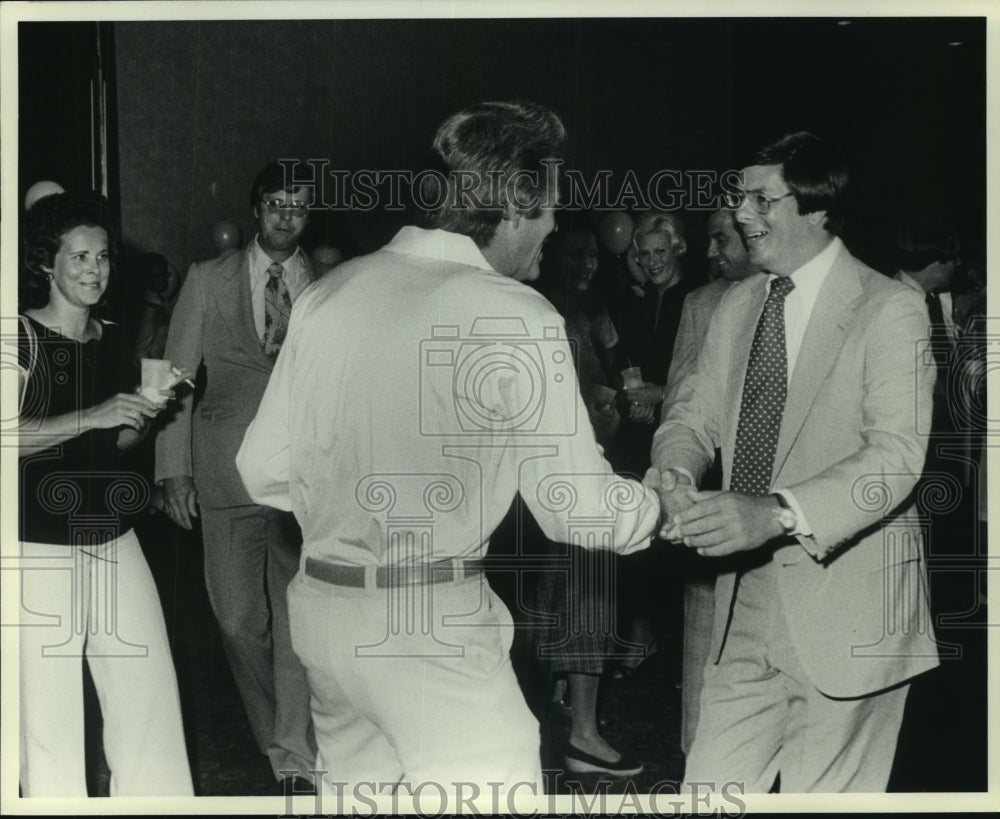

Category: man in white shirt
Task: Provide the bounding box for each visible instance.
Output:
[652,132,937,792]
[156,161,317,787]
[236,101,661,797]
[893,216,962,441]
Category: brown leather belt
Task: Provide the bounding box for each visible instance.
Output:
[304,556,487,589]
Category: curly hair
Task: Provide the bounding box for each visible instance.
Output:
[420,100,566,247]
[20,192,118,310]
[631,211,688,257]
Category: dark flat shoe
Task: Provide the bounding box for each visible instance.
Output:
[564,743,644,776]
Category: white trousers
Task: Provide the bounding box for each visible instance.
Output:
[683,559,909,793]
[288,570,542,794]
[18,530,193,796]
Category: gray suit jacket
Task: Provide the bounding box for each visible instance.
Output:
[664,277,732,404]
[652,245,939,697]
[155,245,314,508]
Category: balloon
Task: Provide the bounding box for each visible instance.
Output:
[597,211,634,256]
[211,220,242,255]
[311,245,344,271]
[24,180,65,210]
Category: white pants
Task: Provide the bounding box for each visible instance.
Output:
[683,560,909,793]
[18,530,193,796]
[288,570,542,794]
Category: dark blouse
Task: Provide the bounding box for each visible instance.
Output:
[613,275,700,388]
[18,316,141,544]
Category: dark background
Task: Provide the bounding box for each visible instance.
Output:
[20,16,985,301]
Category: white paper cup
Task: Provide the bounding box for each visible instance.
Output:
[621,366,644,390]
[140,358,173,406]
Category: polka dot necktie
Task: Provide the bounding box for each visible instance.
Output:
[261,261,291,360]
[730,275,795,496]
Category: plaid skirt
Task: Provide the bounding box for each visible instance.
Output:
[528,539,620,676]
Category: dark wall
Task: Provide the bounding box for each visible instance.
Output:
[105,17,984,278]
[114,18,734,274]
[18,23,100,201]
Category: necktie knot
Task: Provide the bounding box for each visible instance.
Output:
[769,275,795,300]
[267,262,284,281]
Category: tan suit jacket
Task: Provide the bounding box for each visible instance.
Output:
[652,246,939,697]
[155,246,314,508]
[665,277,732,400]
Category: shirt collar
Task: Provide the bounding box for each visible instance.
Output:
[250,234,303,277]
[769,234,842,304]
[895,270,926,295]
[384,226,497,272]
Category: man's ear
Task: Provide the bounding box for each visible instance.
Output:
[807,209,828,228]
[501,197,521,225]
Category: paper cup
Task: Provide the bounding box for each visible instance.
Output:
[621,366,644,390]
[140,358,173,406]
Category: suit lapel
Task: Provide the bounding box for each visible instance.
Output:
[210,247,271,366]
[721,276,769,478]
[302,254,317,283]
[773,248,863,476]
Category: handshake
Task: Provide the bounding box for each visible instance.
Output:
[642,468,791,558]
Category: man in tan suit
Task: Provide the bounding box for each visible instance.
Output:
[156,161,316,785]
[652,133,937,792]
[664,208,757,756]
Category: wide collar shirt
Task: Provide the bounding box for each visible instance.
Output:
[248,235,311,338]
[771,234,842,383]
[236,226,660,568]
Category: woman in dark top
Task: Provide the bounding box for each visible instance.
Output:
[611,211,699,682]
[614,211,699,473]
[528,218,642,776]
[16,193,193,796]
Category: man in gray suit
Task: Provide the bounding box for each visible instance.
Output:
[664,207,757,756]
[156,161,316,784]
[653,133,937,792]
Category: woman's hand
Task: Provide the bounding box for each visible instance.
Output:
[86,393,162,431]
[623,382,664,406]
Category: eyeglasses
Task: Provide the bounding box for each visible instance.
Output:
[260,199,310,217]
[722,190,795,214]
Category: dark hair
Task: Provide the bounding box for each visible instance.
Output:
[421,100,566,247]
[894,217,961,273]
[752,131,848,236]
[249,160,315,210]
[21,192,117,310]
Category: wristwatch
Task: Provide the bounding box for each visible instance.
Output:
[771,492,797,535]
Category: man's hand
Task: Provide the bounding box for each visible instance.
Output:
[651,468,697,538]
[662,490,784,557]
[162,475,199,530]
